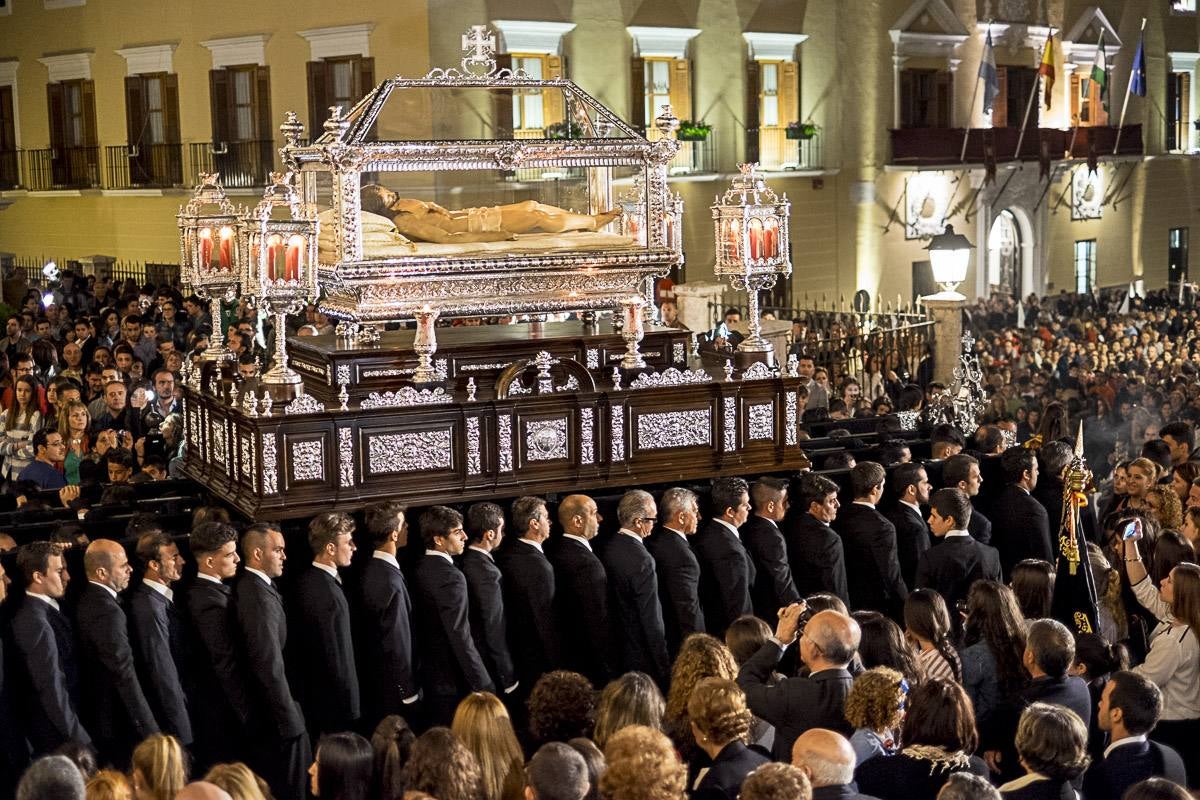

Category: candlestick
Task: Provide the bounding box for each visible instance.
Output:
[218,226,234,270]
[620,297,646,369]
[412,307,440,384]
[266,235,282,282]
[199,228,214,268]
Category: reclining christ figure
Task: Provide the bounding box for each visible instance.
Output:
[360,184,621,244]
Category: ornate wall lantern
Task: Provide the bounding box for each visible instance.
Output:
[242,171,319,386]
[178,173,242,361]
[711,163,791,360]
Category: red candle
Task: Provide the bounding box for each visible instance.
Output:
[749,220,762,261]
[218,226,234,271]
[266,235,281,281]
[286,235,303,281]
[727,220,740,260]
[764,219,778,258]
[199,228,213,268]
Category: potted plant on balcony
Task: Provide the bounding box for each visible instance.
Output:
[786,121,819,140]
[677,120,713,141]
[546,121,584,139]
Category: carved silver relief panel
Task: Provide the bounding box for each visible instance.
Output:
[210,419,228,471]
[524,418,569,462]
[636,409,712,450]
[785,392,798,447]
[672,342,686,364]
[723,397,737,452]
[498,415,513,472]
[338,428,354,487]
[367,430,453,474]
[611,405,625,462]
[466,417,482,475]
[586,349,600,369]
[580,408,595,465]
[262,433,278,495]
[291,440,325,483]
[747,403,774,441]
[238,435,254,490]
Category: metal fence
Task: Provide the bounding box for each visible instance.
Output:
[756,128,823,171]
[8,256,180,291]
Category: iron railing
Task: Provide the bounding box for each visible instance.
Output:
[21,147,102,190]
[756,128,823,171]
[185,140,275,189]
[671,135,717,175]
[9,256,180,290]
[104,143,185,189]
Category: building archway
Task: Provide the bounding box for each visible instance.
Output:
[986,207,1034,298]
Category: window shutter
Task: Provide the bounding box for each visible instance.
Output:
[356,56,375,103]
[209,69,231,145]
[307,60,328,135]
[779,61,799,126]
[0,87,15,152]
[125,75,146,146]
[254,66,272,142]
[544,55,564,127]
[900,70,915,128]
[80,80,98,147]
[936,71,952,128]
[47,82,66,152]
[993,67,1008,128]
[745,59,760,164]
[162,73,181,144]
[1070,72,1081,125]
[1181,73,1189,136]
[630,56,646,132]
[668,58,691,121]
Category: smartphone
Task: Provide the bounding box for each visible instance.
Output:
[1122,520,1139,540]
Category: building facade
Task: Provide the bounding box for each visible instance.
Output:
[0,0,1198,305]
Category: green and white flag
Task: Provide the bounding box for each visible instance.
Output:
[1089,31,1110,116]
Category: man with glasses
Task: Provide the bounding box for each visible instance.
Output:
[18,429,68,490]
[599,489,669,687]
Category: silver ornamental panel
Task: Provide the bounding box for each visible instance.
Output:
[673,342,686,364]
[338,428,354,487]
[636,409,712,450]
[748,403,774,441]
[785,392,798,447]
[723,398,737,452]
[580,408,595,465]
[498,414,513,472]
[367,430,453,474]
[466,417,482,475]
[524,418,569,462]
[239,436,254,489]
[291,440,325,482]
[611,405,625,462]
[262,433,279,495]
[210,419,228,471]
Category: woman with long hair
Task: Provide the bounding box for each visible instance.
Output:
[592,672,666,751]
[845,667,907,765]
[1172,462,1200,504]
[1124,458,1160,512]
[308,732,373,800]
[853,611,923,686]
[1150,531,1196,586]
[960,581,1028,726]
[663,633,739,772]
[130,734,188,800]
[1010,560,1055,621]
[203,763,270,800]
[370,714,415,800]
[1123,527,1200,785]
[1,374,42,481]
[904,589,961,682]
[450,693,525,800]
[56,400,91,485]
[687,678,767,799]
[1145,485,1184,531]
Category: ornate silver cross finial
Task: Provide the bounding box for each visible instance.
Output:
[461,25,497,76]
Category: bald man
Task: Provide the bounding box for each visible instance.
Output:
[75,539,159,766]
[176,782,234,800]
[792,728,880,799]
[548,494,614,684]
[738,604,858,761]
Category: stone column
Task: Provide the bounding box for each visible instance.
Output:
[921,291,965,385]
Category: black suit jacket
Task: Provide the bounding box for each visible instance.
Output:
[968,505,993,545]
[740,516,800,621]
[75,583,159,755]
[185,577,250,737]
[1082,739,1187,800]
[786,514,849,605]
[356,555,417,720]
[291,566,359,732]
[991,484,1053,578]
[234,572,305,740]
[11,595,90,753]
[692,741,770,800]
[984,675,1094,783]
[692,520,755,636]
[914,535,1002,612]
[600,532,670,684]
[0,632,28,800]
[495,540,562,688]
[887,503,930,589]
[128,582,192,744]
[546,536,613,684]
[645,526,704,654]
[460,547,517,691]
[832,503,908,617]
[738,641,854,761]
[411,553,494,698]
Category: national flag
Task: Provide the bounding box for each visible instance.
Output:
[1050,424,1100,635]
[1038,32,1057,109]
[1130,33,1147,97]
[979,30,1000,116]
[1089,32,1110,115]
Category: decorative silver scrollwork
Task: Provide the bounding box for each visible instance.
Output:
[611,405,625,461]
[747,403,774,441]
[741,362,775,381]
[673,342,686,364]
[524,418,569,462]
[586,349,600,370]
[498,415,513,472]
[723,397,737,452]
[291,440,325,482]
[785,392,798,447]
[262,433,278,495]
[210,420,228,471]
[284,393,326,415]
[367,430,453,474]
[580,408,595,465]
[636,410,712,450]
[360,386,454,409]
[628,367,711,390]
[466,418,481,475]
[897,410,920,431]
[338,428,354,487]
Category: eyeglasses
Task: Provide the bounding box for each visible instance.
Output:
[637,517,656,524]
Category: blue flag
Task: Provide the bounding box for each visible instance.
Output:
[1130,34,1147,97]
[979,30,1000,115]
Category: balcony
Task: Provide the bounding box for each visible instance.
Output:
[186,140,275,189]
[105,143,184,189]
[756,128,823,171]
[21,147,102,190]
[670,135,717,176]
[890,125,1143,167]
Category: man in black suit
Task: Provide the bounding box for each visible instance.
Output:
[887,462,932,588]
[496,496,562,693]
[0,558,28,800]
[74,539,159,766]
[600,489,670,687]
[1034,441,1098,546]
[833,462,907,618]
[412,505,494,725]
[646,487,705,656]
[292,511,359,739]
[357,501,418,729]
[1083,671,1187,800]
[185,521,248,772]
[235,523,310,800]
[461,502,519,695]
[791,729,878,800]
[982,618,1094,784]
[11,542,90,756]
[550,494,613,685]
[992,446,1053,577]
[738,602,858,761]
[742,477,800,621]
[693,477,756,636]
[914,488,1001,613]
[129,529,192,747]
[943,453,992,545]
[786,473,849,605]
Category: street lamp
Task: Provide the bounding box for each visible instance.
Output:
[924,224,973,295]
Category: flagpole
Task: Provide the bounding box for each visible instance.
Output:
[1015,29,1053,160]
[1114,17,1147,156]
[960,24,990,163]
[1067,29,1107,161]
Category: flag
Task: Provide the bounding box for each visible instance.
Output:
[1050,424,1100,635]
[1089,32,1110,115]
[1038,32,1057,109]
[1130,33,1147,97]
[979,30,1000,116]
